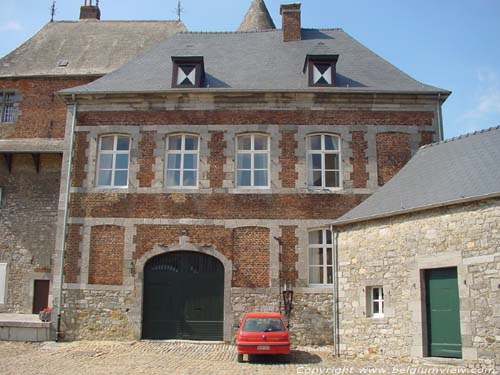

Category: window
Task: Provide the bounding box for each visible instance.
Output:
[367,286,384,318]
[165,134,199,188]
[308,229,333,285]
[0,263,7,304]
[171,56,204,88]
[307,134,341,189]
[0,92,15,123]
[236,134,270,188]
[96,135,130,188]
[306,55,339,87]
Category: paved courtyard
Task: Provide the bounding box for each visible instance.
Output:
[0,340,494,375]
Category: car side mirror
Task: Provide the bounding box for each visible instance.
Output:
[232,323,240,329]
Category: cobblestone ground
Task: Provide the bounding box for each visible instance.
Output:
[0,341,491,375]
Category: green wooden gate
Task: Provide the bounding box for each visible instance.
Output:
[425,267,462,358]
[142,251,224,340]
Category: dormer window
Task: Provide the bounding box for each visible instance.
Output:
[305,55,339,87]
[171,56,204,88]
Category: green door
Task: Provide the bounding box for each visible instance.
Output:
[142,251,224,340]
[425,267,462,358]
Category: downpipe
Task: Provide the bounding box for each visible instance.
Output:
[55,99,77,342]
[330,225,340,357]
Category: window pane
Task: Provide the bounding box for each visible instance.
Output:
[325,154,339,170]
[308,230,322,245]
[254,153,268,169]
[373,288,379,300]
[309,267,322,284]
[313,171,322,187]
[114,171,128,186]
[325,171,340,188]
[99,154,113,169]
[309,248,323,265]
[100,137,114,151]
[5,93,15,103]
[309,135,322,150]
[115,154,129,169]
[254,170,268,186]
[325,135,339,150]
[373,301,380,314]
[2,104,13,122]
[98,170,112,186]
[254,135,268,150]
[183,171,197,186]
[237,170,251,186]
[168,136,182,151]
[326,266,333,284]
[326,248,333,265]
[166,170,181,186]
[117,136,130,151]
[237,154,251,169]
[311,154,322,169]
[238,136,251,150]
[183,154,197,170]
[184,136,198,151]
[326,230,333,244]
[167,154,181,169]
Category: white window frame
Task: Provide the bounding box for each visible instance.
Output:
[0,263,7,304]
[0,92,15,123]
[165,133,200,189]
[307,133,342,190]
[96,134,131,188]
[367,286,384,318]
[308,229,334,286]
[236,133,270,189]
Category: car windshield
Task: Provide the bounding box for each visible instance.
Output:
[242,317,285,332]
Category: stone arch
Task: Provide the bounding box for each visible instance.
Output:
[130,240,233,341]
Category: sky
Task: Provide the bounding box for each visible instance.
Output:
[0,0,499,139]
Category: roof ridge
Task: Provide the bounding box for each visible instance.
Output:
[53,20,183,23]
[179,29,280,35]
[420,125,500,150]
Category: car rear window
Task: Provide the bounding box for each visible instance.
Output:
[242,318,285,332]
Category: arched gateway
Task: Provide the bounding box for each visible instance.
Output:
[142,251,224,340]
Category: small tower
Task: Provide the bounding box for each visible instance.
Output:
[80,0,101,20]
[238,0,276,32]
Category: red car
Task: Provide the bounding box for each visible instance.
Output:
[234,312,291,362]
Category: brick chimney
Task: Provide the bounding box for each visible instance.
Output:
[80,2,101,20]
[280,3,301,42]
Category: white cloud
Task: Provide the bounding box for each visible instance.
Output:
[0,21,22,31]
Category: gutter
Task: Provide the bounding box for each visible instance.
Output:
[330,225,340,357]
[437,92,444,141]
[55,98,78,342]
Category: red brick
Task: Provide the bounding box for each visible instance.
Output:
[419,130,436,147]
[279,131,298,188]
[280,226,298,286]
[207,131,226,188]
[350,131,369,188]
[233,227,270,287]
[137,131,157,188]
[376,132,411,186]
[71,131,89,188]
[88,225,124,285]
[64,224,82,283]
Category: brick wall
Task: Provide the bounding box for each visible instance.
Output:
[232,227,270,288]
[0,77,95,139]
[207,131,226,189]
[282,11,301,42]
[69,193,368,219]
[71,131,89,188]
[350,131,369,188]
[279,130,298,188]
[64,224,83,284]
[280,225,299,286]
[419,130,436,147]
[376,132,411,186]
[77,110,434,127]
[137,131,156,187]
[88,225,125,285]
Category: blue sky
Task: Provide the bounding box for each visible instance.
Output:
[1,0,499,139]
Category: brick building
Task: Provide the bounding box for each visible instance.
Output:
[1,0,451,347]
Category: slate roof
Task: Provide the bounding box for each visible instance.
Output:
[238,0,276,32]
[334,126,500,226]
[0,20,187,77]
[61,28,450,94]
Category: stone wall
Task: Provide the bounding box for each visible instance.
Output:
[336,198,500,369]
[0,154,61,313]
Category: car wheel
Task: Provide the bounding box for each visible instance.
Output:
[237,353,244,363]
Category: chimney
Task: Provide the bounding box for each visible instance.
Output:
[80,1,101,20]
[280,3,301,42]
